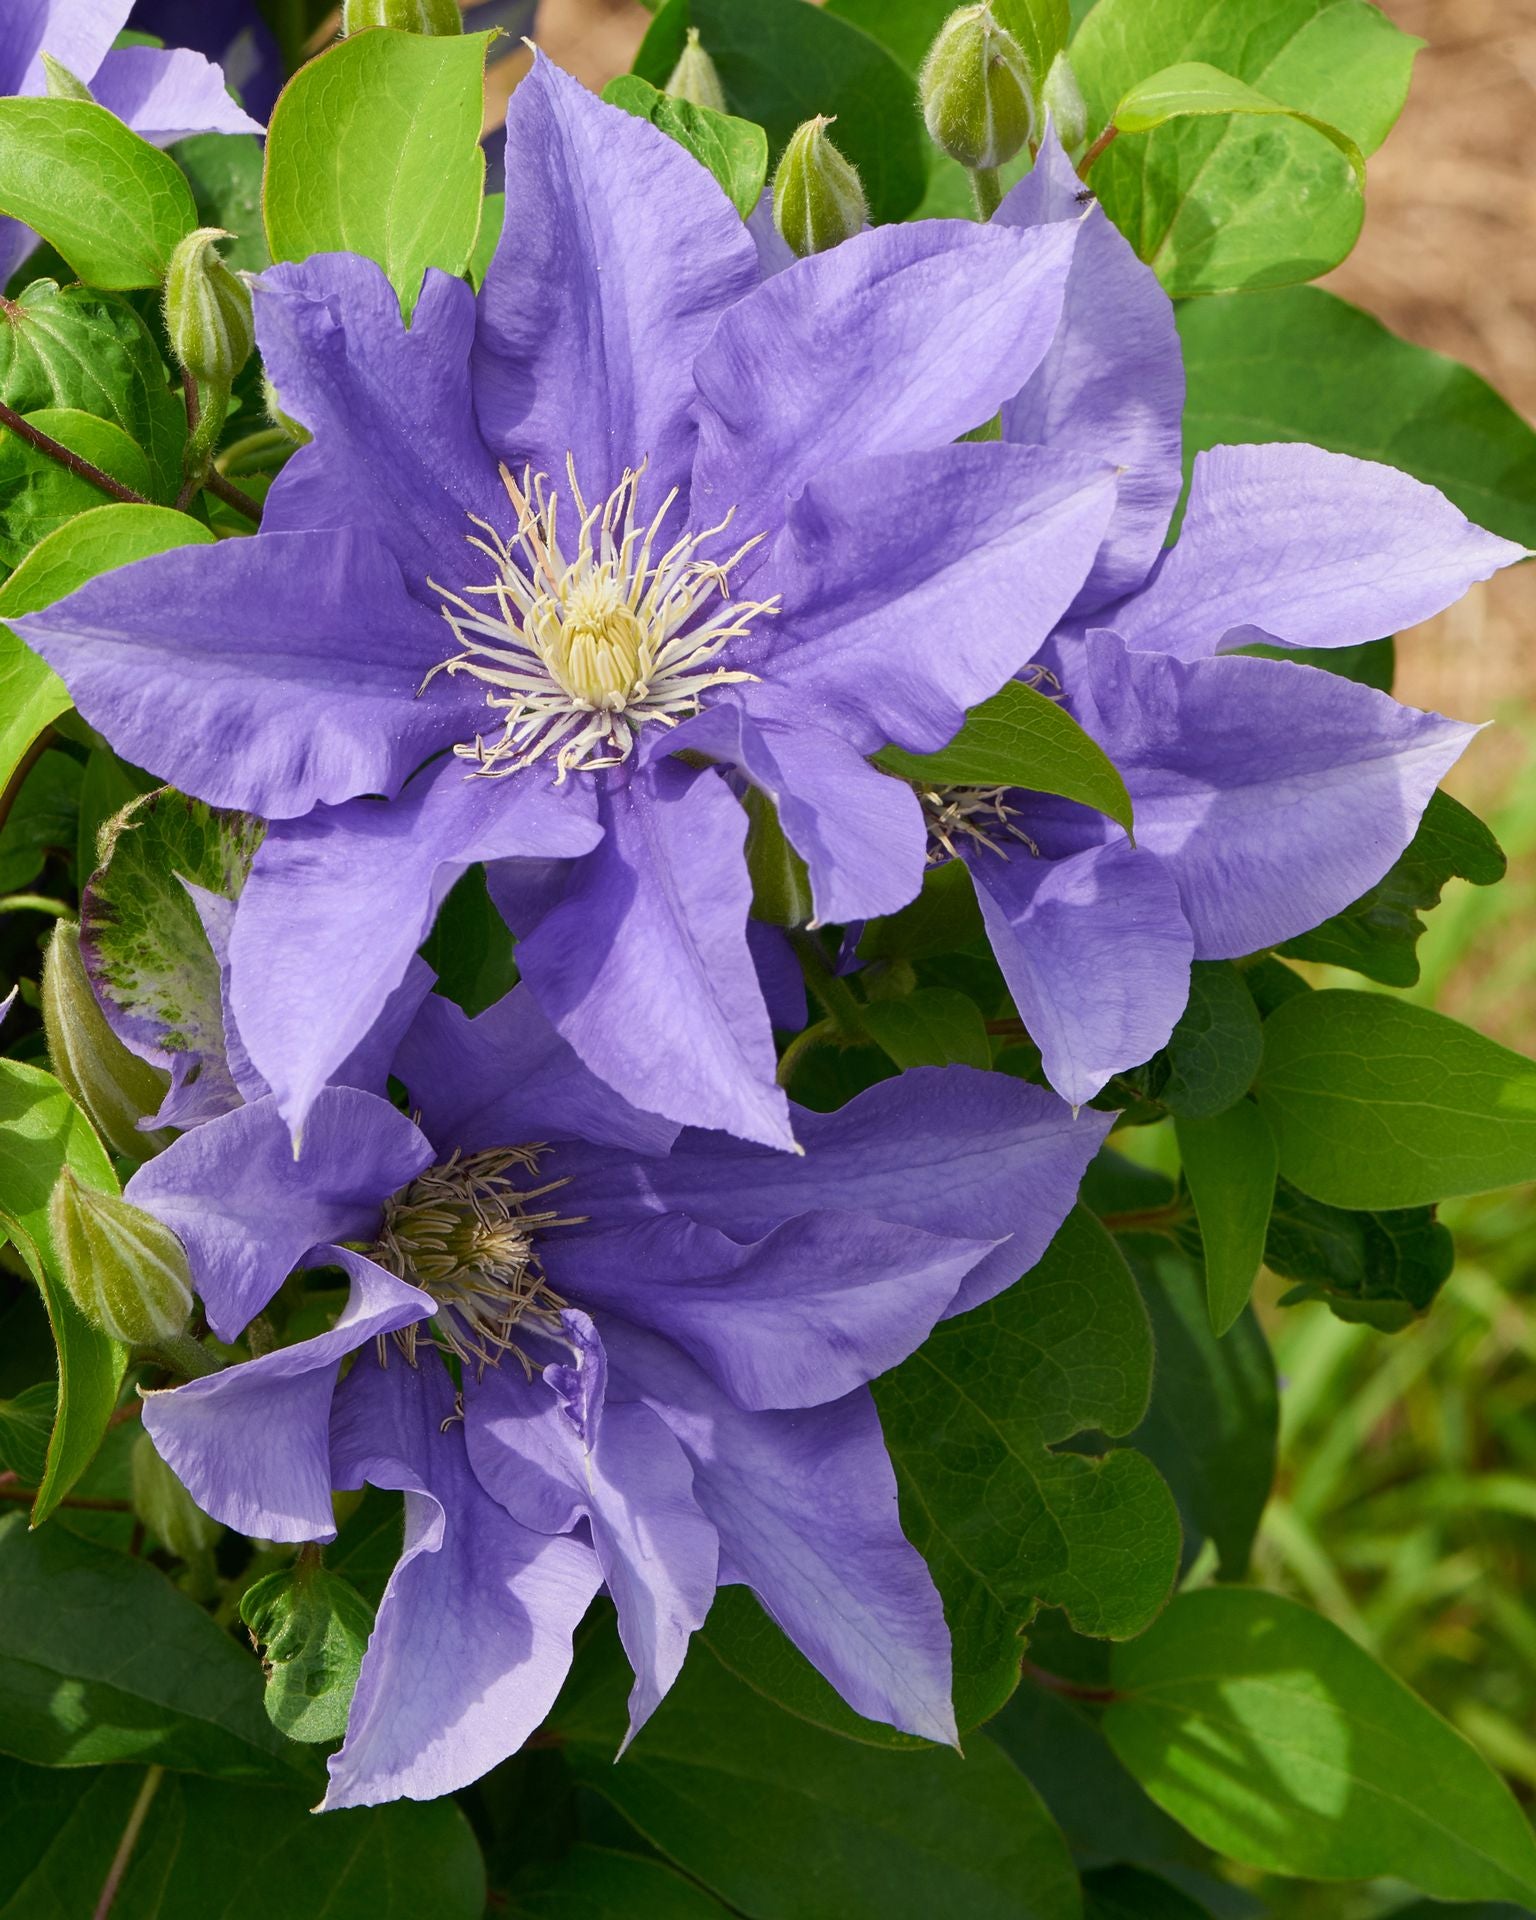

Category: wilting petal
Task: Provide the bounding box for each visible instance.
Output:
[229,757,599,1140]
[691,218,1081,548]
[515,760,792,1151]
[125,1089,431,1340]
[141,1251,431,1541]
[1077,632,1480,955]
[324,1349,603,1809]
[14,527,469,818]
[1111,444,1525,661]
[998,128,1184,614]
[608,1321,956,1746]
[90,44,263,141]
[474,56,758,504]
[967,837,1194,1106]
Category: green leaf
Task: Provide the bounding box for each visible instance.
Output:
[1264,1177,1454,1332]
[418,862,518,1017]
[1280,790,1506,988]
[0,1384,54,1484]
[877,1207,1181,1725]
[858,858,986,963]
[0,282,185,503]
[264,27,493,320]
[1109,60,1364,187]
[240,1559,373,1744]
[1082,1865,1214,1920]
[170,132,270,274]
[1128,962,1262,1120]
[0,1512,301,1779]
[558,1632,1082,1920]
[469,190,504,292]
[1179,286,1536,549]
[862,986,991,1070]
[0,100,196,288]
[876,679,1134,837]
[508,1845,732,1916]
[1102,1587,1536,1903]
[0,748,78,893]
[1176,1101,1277,1336]
[632,0,928,225]
[1256,990,1536,1208]
[1070,0,1419,294]
[601,75,769,218]
[0,1058,125,1526]
[0,407,159,568]
[0,1753,486,1919]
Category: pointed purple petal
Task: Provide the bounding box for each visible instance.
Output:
[90,44,263,141]
[9,1,131,95]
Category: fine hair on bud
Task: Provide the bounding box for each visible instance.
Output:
[664,25,727,115]
[42,918,171,1165]
[919,3,1036,172]
[48,1168,194,1348]
[343,0,462,32]
[1042,50,1089,158]
[162,227,255,388]
[40,52,94,102]
[772,116,869,259]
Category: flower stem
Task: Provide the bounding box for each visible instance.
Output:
[1022,1660,1121,1704]
[204,468,263,525]
[789,931,867,1041]
[0,398,150,505]
[92,1765,165,1920]
[138,1332,225,1379]
[970,165,1003,220]
[776,1017,837,1088]
[1078,124,1119,179]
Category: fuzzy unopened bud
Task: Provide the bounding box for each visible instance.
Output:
[664,26,727,114]
[772,117,867,259]
[343,0,462,32]
[41,53,95,102]
[132,1433,220,1559]
[1042,50,1088,158]
[42,919,170,1165]
[920,4,1035,171]
[163,228,254,388]
[49,1169,193,1348]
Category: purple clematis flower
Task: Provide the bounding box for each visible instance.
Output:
[18,56,1121,1151]
[0,0,263,286]
[896,127,1523,1108]
[128,982,1111,1806]
[127,0,282,124]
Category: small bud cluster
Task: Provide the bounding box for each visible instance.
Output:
[162,227,255,390]
[42,919,170,1165]
[772,117,868,259]
[919,3,1035,172]
[664,27,727,114]
[49,1167,194,1348]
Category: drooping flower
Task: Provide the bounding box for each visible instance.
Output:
[129,983,1112,1805]
[19,56,1122,1150]
[900,126,1522,1107]
[0,0,264,285]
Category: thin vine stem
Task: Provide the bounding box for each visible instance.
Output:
[0,398,150,505]
[92,1765,165,1919]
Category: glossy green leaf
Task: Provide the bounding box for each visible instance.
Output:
[1109,61,1364,186]
[877,1206,1181,1725]
[602,74,769,218]
[240,1560,372,1744]
[0,99,197,287]
[0,749,78,893]
[418,863,518,1017]
[862,987,991,1070]
[0,1058,124,1525]
[558,1633,1082,1920]
[171,132,269,274]
[0,1384,54,1484]
[1176,1101,1278,1336]
[1103,1587,1536,1903]
[632,0,928,225]
[468,190,503,292]
[509,1845,732,1917]
[1070,0,1419,293]
[1280,789,1506,988]
[1257,990,1536,1209]
[877,679,1134,837]
[1127,962,1262,1119]
[264,27,493,319]
[1180,286,1536,549]
[0,408,159,569]
[1264,1177,1454,1332]
[858,858,986,963]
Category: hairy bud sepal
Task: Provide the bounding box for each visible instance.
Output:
[920,4,1036,174]
[664,26,727,114]
[772,117,868,259]
[163,228,254,389]
[132,1432,221,1560]
[41,54,94,103]
[48,1168,194,1349]
[1042,50,1089,159]
[343,0,462,33]
[42,919,171,1165]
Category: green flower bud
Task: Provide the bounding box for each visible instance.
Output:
[343,0,462,32]
[1042,50,1088,158]
[262,374,312,448]
[772,117,868,260]
[42,918,171,1165]
[132,1432,220,1559]
[919,3,1035,172]
[49,1168,194,1348]
[162,228,254,388]
[40,53,95,103]
[664,26,727,115]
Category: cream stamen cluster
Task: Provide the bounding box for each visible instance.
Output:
[919,784,1041,864]
[424,458,778,782]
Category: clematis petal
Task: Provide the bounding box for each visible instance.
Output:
[228,757,600,1141]
[1077,632,1480,956]
[474,56,758,505]
[748,922,807,1032]
[89,44,264,141]
[540,1211,994,1411]
[967,837,1194,1107]
[1110,444,1526,661]
[997,127,1184,615]
[690,217,1080,546]
[140,1250,431,1542]
[125,1089,431,1341]
[607,1321,956,1746]
[514,760,793,1151]
[8,1,132,96]
[14,527,468,818]
[397,985,678,1158]
[324,1349,603,1809]
[254,257,504,588]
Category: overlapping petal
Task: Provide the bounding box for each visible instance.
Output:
[90,43,263,141]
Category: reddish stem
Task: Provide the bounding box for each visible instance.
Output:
[0,398,150,505]
[1078,123,1120,178]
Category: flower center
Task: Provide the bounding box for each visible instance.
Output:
[371,1146,582,1373]
[918,784,1040,865]
[424,458,779,782]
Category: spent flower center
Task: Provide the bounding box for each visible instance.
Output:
[920,784,1040,864]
